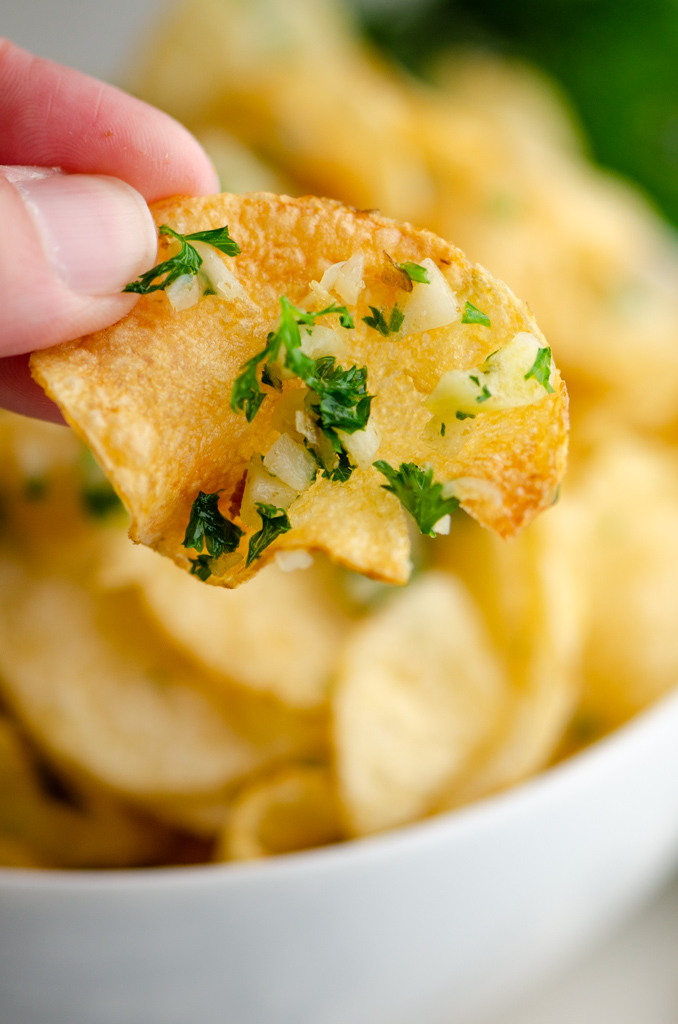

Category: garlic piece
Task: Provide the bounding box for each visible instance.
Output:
[401,258,458,334]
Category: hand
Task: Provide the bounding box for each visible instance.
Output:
[0,39,219,422]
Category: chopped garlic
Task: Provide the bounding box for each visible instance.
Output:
[336,419,382,469]
[427,332,555,419]
[432,515,451,536]
[401,259,458,334]
[166,273,201,311]
[446,476,506,515]
[295,410,320,445]
[319,252,365,305]
[275,549,314,573]
[263,433,317,493]
[208,552,243,577]
[192,240,248,302]
[240,457,297,528]
[300,324,347,362]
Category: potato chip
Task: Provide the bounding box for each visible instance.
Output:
[0,714,171,868]
[0,558,319,811]
[134,0,678,430]
[98,532,352,709]
[433,506,582,809]
[218,764,342,860]
[31,192,568,589]
[333,571,510,835]
[554,435,678,729]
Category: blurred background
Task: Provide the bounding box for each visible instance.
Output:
[5,0,678,231]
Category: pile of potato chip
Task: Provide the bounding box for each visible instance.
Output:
[2,0,678,868]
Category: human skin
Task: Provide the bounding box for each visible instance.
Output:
[0,39,219,422]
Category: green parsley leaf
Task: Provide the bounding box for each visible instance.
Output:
[461,301,491,328]
[231,354,268,422]
[189,554,213,581]
[231,296,356,423]
[440,421,446,436]
[124,224,239,295]
[373,460,460,537]
[231,298,369,482]
[476,384,492,403]
[362,304,403,336]
[309,357,373,435]
[397,261,430,284]
[246,503,292,566]
[323,449,354,482]
[183,491,244,559]
[524,346,555,394]
[183,226,241,257]
[456,411,475,420]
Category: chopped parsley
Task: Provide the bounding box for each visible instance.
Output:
[324,449,353,482]
[231,297,371,483]
[362,304,404,336]
[440,422,446,436]
[309,357,372,436]
[231,297,358,423]
[231,355,269,422]
[476,384,492,403]
[183,490,244,559]
[124,224,241,295]
[461,301,491,328]
[397,261,430,284]
[246,503,292,566]
[456,411,475,420]
[373,461,460,537]
[189,554,213,581]
[524,346,555,394]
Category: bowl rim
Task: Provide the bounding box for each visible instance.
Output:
[3,687,678,891]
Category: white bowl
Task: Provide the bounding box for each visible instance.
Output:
[2,689,678,1024]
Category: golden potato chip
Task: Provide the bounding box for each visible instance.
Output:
[31,192,568,589]
[0,558,318,809]
[0,715,171,868]
[333,571,510,836]
[218,764,342,861]
[433,506,582,809]
[135,0,678,430]
[99,532,351,709]
[555,435,678,729]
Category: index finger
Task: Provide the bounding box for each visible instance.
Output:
[0,39,219,201]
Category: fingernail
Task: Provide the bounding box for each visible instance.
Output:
[14,174,157,296]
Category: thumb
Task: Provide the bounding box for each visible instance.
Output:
[0,167,157,357]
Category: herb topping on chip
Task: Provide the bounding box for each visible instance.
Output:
[183,490,244,559]
[461,301,491,328]
[124,224,241,295]
[524,346,555,394]
[362,305,404,336]
[373,461,460,537]
[246,503,292,566]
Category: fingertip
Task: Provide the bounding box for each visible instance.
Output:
[0,354,65,424]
